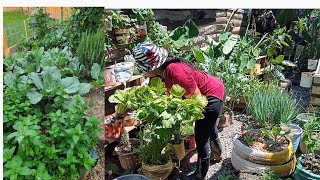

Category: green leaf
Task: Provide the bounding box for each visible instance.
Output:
[246,59,256,70]
[150,77,164,89]
[185,19,199,38]
[60,77,80,94]
[272,127,281,136]
[273,55,284,63]
[219,32,231,42]
[170,84,186,98]
[41,66,61,92]
[4,72,17,87]
[27,91,43,104]
[73,135,80,144]
[78,83,92,95]
[91,63,101,80]
[20,166,33,175]
[223,34,239,55]
[29,72,44,89]
[282,60,297,67]
[170,27,187,41]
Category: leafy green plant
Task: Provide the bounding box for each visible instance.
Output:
[90,63,104,87]
[110,77,207,165]
[106,10,133,29]
[244,134,254,146]
[247,84,301,126]
[302,118,320,171]
[28,7,53,40]
[66,7,105,53]
[217,171,239,180]
[3,48,101,179]
[261,126,291,150]
[260,169,281,180]
[76,29,106,71]
[181,125,195,136]
[108,87,138,117]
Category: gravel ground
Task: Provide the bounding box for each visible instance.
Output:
[81,87,105,180]
[172,113,261,180]
[290,85,311,112]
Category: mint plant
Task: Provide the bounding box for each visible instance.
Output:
[3,48,102,179]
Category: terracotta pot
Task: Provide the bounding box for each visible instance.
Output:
[104,66,116,87]
[123,112,135,127]
[232,98,247,111]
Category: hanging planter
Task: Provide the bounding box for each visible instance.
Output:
[307,59,319,71]
[114,138,141,170]
[300,72,314,88]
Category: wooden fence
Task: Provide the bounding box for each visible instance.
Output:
[3,7,72,57]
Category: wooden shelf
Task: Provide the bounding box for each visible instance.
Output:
[105,75,144,91]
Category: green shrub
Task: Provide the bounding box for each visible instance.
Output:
[28,7,53,40]
[67,7,105,53]
[248,84,301,126]
[76,29,106,71]
[3,48,101,179]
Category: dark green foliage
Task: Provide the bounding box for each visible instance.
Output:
[76,29,106,71]
[67,7,105,53]
[3,48,101,179]
[28,7,53,39]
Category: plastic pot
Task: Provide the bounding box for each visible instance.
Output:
[113,174,149,180]
[296,113,316,127]
[281,124,303,153]
[184,134,196,151]
[307,59,319,71]
[300,72,313,88]
[293,154,320,180]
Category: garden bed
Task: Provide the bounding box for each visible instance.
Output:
[81,87,105,180]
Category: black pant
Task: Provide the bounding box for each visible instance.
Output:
[195,94,225,158]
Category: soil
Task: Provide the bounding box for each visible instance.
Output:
[239,130,289,152]
[115,139,140,154]
[81,87,105,180]
[301,154,320,175]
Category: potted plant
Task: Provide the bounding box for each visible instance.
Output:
[114,128,141,170]
[293,118,320,179]
[107,10,133,45]
[170,129,186,160]
[232,85,300,177]
[181,125,196,151]
[126,78,207,179]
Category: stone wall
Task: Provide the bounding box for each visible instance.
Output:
[153,9,249,44]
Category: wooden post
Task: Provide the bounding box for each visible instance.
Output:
[23,20,28,39]
[3,32,9,57]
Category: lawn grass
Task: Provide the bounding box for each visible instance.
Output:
[3,10,29,47]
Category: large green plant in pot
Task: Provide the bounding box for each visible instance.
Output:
[109,78,204,179]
